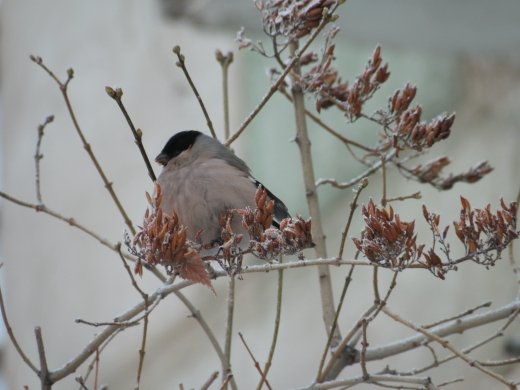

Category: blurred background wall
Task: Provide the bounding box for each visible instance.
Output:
[0,0,519,389]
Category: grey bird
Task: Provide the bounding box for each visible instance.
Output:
[155,130,290,245]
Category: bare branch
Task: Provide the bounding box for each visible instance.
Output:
[31,56,137,235]
[223,276,237,390]
[0,274,38,374]
[316,150,397,189]
[293,373,436,390]
[200,371,219,390]
[257,258,284,390]
[316,265,355,380]
[382,306,517,389]
[216,50,234,139]
[105,86,157,182]
[0,190,166,282]
[421,301,492,329]
[173,46,217,139]
[35,327,51,389]
[239,332,273,390]
[34,115,54,204]
[49,280,193,382]
[338,178,368,259]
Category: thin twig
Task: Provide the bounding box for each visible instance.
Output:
[34,115,54,204]
[105,87,157,182]
[0,190,166,282]
[0,276,38,374]
[76,328,123,389]
[366,299,520,363]
[30,55,136,235]
[50,280,192,382]
[318,304,377,382]
[257,257,284,390]
[382,306,518,389]
[386,192,422,203]
[75,295,161,328]
[136,295,149,389]
[316,150,397,189]
[94,348,100,390]
[225,3,341,146]
[35,327,51,390]
[223,276,237,390]
[200,371,219,390]
[74,318,139,328]
[173,46,217,139]
[216,50,234,140]
[316,265,355,381]
[238,332,273,390]
[320,272,398,381]
[117,243,148,299]
[278,88,374,153]
[381,156,388,206]
[360,319,369,379]
[421,301,492,329]
[293,374,436,390]
[173,290,229,376]
[372,266,380,303]
[437,378,464,388]
[338,178,368,259]
[219,374,233,390]
[481,356,520,367]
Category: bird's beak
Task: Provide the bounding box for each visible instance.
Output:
[155,153,169,166]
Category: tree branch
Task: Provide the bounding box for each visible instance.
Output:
[105,87,157,182]
[30,55,137,235]
[173,46,217,139]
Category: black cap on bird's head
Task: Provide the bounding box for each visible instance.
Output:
[155,130,202,166]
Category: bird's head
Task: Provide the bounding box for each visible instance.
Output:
[155,130,202,167]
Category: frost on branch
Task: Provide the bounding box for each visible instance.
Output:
[302,41,390,117]
[354,198,519,279]
[452,196,518,265]
[126,183,212,288]
[221,187,314,262]
[352,199,424,272]
[256,0,336,40]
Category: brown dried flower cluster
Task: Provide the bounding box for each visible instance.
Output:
[355,198,519,279]
[127,184,212,288]
[255,0,336,40]
[400,157,493,190]
[453,197,518,266]
[302,43,390,117]
[227,187,314,261]
[376,83,455,154]
[353,199,423,271]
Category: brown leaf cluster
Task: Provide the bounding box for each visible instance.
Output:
[303,43,390,118]
[256,0,336,40]
[128,183,212,288]
[231,187,314,260]
[249,217,314,260]
[353,199,423,270]
[421,205,449,279]
[405,158,493,190]
[236,186,275,240]
[378,95,455,154]
[453,197,518,264]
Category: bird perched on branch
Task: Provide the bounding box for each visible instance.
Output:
[155,130,290,245]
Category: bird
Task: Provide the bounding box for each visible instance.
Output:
[155,130,290,246]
